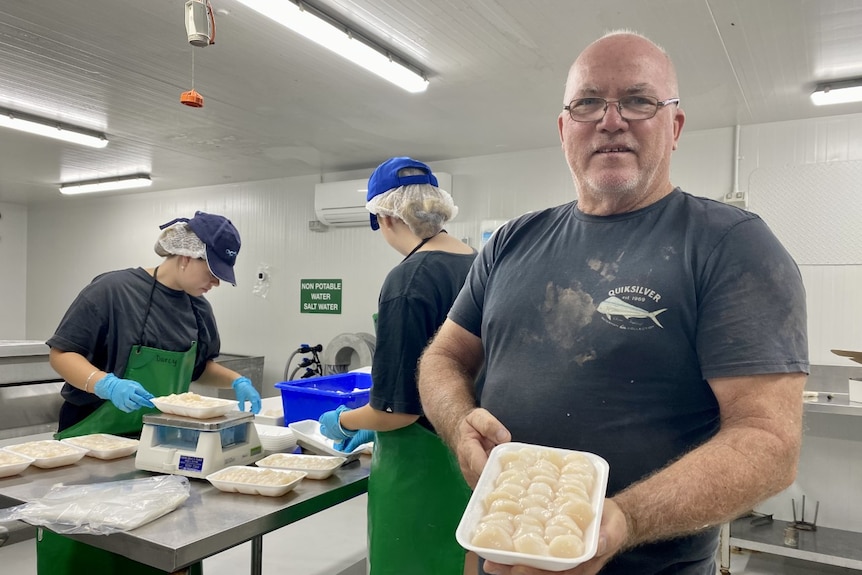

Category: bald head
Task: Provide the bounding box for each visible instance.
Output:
[564,32,679,105]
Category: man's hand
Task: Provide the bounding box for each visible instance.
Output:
[454,408,511,487]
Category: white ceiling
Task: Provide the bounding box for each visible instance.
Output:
[1,0,861,204]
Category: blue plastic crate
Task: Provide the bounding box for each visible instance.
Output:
[275,372,372,426]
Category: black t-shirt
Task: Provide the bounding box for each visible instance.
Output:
[370,249,477,425]
[47,267,221,406]
[451,189,809,574]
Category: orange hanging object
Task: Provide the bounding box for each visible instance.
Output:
[180,89,204,107]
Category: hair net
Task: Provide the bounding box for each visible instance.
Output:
[366,181,458,239]
[154,222,206,259]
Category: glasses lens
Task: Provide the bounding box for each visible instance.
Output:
[568,98,606,121]
[618,96,659,120]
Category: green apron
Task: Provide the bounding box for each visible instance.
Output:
[55,342,197,440]
[367,422,472,575]
[42,267,204,574]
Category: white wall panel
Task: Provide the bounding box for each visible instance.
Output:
[749,160,862,264]
[0,202,27,338]
[801,266,862,366]
[670,126,736,201]
[736,112,862,368]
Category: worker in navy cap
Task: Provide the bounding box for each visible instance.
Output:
[43,210,260,575]
[318,156,479,575]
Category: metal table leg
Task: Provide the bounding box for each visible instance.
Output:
[251,535,263,575]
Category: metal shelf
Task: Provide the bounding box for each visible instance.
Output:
[729,517,862,570]
[804,392,862,417]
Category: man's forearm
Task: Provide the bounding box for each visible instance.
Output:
[417,348,478,448]
[613,422,801,547]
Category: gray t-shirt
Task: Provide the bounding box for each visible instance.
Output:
[47,267,221,406]
[450,189,808,574]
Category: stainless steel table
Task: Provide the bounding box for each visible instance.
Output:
[718,388,862,574]
[0,454,369,574]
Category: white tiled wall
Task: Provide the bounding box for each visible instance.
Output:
[0,202,28,338]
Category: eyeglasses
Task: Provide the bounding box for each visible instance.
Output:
[563,96,680,122]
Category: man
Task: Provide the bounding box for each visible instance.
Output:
[417,31,808,575]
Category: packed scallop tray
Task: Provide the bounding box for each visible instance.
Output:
[255,453,345,480]
[0,449,35,478]
[206,466,307,497]
[456,442,609,572]
[3,440,89,469]
[151,392,237,419]
[61,433,140,460]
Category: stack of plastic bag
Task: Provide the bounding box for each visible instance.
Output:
[0,475,190,535]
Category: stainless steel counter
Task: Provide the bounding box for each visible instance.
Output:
[804,392,862,416]
[0,453,369,573]
[0,340,59,386]
[0,340,64,440]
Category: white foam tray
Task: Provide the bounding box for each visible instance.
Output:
[287,420,372,458]
[256,453,345,480]
[0,448,35,477]
[206,466,306,497]
[61,434,140,460]
[455,442,609,572]
[4,440,89,469]
[151,394,238,419]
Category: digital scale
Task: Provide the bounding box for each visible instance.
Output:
[135,411,263,479]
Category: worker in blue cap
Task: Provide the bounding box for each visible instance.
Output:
[319,157,478,575]
[44,210,260,575]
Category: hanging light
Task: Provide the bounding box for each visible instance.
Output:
[59,174,152,195]
[0,106,107,148]
[236,0,429,93]
[810,78,862,106]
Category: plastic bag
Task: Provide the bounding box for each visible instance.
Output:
[0,475,190,535]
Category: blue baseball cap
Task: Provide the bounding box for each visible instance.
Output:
[366,157,438,230]
[158,211,241,286]
[187,211,241,286]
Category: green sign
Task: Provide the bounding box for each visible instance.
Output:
[300,279,342,314]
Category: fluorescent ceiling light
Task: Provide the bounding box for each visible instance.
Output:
[810,78,862,106]
[60,174,152,195]
[236,0,429,93]
[0,106,107,148]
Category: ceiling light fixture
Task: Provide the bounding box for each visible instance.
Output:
[236,0,429,93]
[0,106,108,148]
[810,78,862,106]
[59,174,152,195]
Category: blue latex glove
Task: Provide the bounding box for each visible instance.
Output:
[232,376,262,413]
[93,373,155,413]
[336,429,374,453]
[318,405,354,442]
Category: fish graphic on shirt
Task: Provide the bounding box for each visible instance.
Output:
[596,296,667,328]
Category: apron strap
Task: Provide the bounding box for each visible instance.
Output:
[137,266,160,348]
[401,229,446,262]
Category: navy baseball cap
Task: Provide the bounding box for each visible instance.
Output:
[366,157,438,230]
[185,211,241,286]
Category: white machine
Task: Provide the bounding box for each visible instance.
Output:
[136,411,263,479]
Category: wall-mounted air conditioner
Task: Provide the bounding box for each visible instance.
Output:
[314,173,452,228]
[314,178,369,227]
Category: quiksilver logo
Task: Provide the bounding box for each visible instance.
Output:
[225,249,238,257]
[597,287,667,331]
